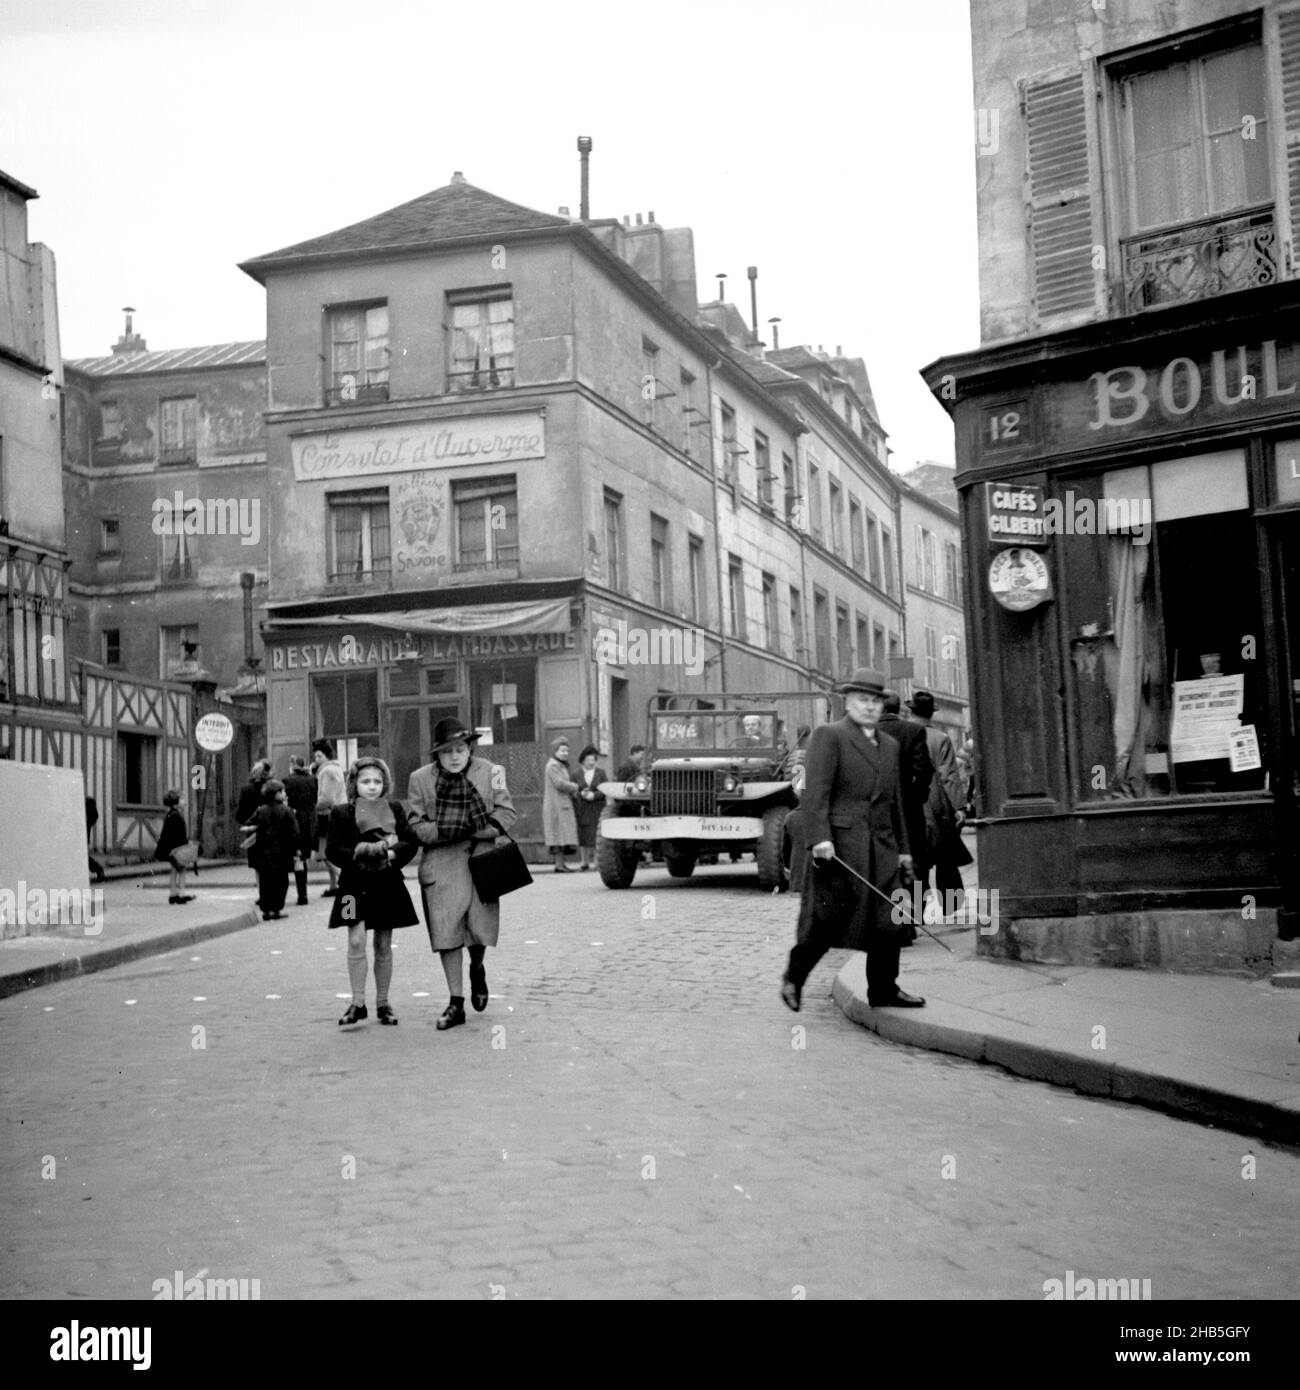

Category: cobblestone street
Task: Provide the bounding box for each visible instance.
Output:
[3,865,1297,1300]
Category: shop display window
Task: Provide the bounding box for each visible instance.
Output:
[471,661,536,746]
[312,671,380,771]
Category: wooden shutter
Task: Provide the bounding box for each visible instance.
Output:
[1024,71,1097,322]
[1278,6,1300,265]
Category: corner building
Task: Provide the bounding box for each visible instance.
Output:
[242,177,883,847]
[925,0,1300,967]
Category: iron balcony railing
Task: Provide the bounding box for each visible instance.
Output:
[1121,206,1279,313]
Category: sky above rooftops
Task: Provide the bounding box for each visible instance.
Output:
[4,0,978,469]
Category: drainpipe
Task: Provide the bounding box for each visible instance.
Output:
[704,355,727,690]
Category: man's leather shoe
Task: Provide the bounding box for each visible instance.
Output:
[780,976,801,1011]
[868,989,925,1008]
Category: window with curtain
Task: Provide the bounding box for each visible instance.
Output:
[603,489,625,591]
[452,476,518,570]
[448,292,514,390]
[327,303,389,404]
[327,489,391,582]
[159,397,197,462]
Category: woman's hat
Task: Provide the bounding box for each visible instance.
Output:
[834,666,888,696]
[551,735,572,755]
[431,718,480,755]
[576,744,603,762]
[347,755,393,795]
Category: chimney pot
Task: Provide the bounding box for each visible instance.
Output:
[648,210,655,222]
[559,205,570,215]
[836,345,842,356]
[450,170,466,184]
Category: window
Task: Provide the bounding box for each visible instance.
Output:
[945,634,964,696]
[719,400,739,482]
[944,540,962,603]
[836,602,852,675]
[99,400,122,442]
[102,629,121,666]
[813,590,831,672]
[471,660,538,744]
[1116,39,1275,310]
[157,499,197,583]
[727,555,746,640]
[882,526,896,596]
[849,498,865,571]
[452,476,518,570]
[755,431,773,507]
[915,525,938,592]
[856,614,870,669]
[159,397,197,463]
[828,478,844,557]
[688,534,705,623]
[808,463,823,540]
[680,370,700,458]
[117,731,159,805]
[650,513,671,609]
[327,303,390,405]
[313,671,381,770]
[642,339,660,429]
[327,489,391,582]
[782,453,797,523]
[873,622,886,671]
[603,489,626,591]
[924,625,940,688]
[160,624,199,679]
[866,513,882,586]
[448,290,514,390]
[99,518,120,557]
[762,572,779,652]
[789,585,804,660]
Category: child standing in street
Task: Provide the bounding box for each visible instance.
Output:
[242,779,299,921]
[154,789,194,905]
[325,756,419,1027]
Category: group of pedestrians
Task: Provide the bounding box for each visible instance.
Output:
[541,738,608,872]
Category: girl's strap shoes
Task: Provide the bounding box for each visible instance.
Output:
[338,1003,367,1026]
[436,1001,466,1031]
[376,1004,398,1026]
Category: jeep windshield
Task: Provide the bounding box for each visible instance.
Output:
[653,711,778,751]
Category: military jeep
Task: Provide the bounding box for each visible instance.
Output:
[597,693,829,892]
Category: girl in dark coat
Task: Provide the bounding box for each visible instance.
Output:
[572,744,608,871]
[325,756,419,1028]
[242,779,299,920]
[153,789,193,905]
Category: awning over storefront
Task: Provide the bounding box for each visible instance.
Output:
[265,598,571,637]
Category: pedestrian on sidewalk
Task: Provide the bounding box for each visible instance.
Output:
[573,744,607,871]
[325,756,419,1028]
[283,754,318,906]
[906,690,973,913]
[780,667,921,1013]
[312,740,348,899]
[542,737,579,873]
[242,779,299,921]
[406,719,517,1032]
[85,795,106,883]
[236,760,271,879]
[154,789,195,905]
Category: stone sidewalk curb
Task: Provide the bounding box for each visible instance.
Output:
[831,965,1300,1149]
[0,905,263,999]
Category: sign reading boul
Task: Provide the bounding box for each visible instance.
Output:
[195,713,235,752]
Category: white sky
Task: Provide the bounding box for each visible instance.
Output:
[3,0,979,468]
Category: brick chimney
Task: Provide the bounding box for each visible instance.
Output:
[111,306,147,356]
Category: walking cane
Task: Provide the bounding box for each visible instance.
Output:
[820,852,954,953]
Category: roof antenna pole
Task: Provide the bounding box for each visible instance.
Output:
[577,136,593,221]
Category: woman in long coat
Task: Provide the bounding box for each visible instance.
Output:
[406,719,518,1031]
[542,737,579,873]
[325,756,419,1027]
[572,743,607,871]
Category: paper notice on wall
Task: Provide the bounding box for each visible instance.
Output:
[1227,725,1261,773]
[498,705,517,722]
[1169,674,1244,763]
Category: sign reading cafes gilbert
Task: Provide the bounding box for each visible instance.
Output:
[291,411,545,481]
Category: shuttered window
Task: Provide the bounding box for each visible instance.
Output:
[1279,7,1300,264]
[1025,71,1097,322]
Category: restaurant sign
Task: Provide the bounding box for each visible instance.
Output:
[270,629,576,671]
[291,411,545,481]
[985,483,1047,546]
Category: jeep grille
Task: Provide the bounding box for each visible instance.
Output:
[651,769,714,817]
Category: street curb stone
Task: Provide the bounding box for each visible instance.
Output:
[0,906,263,999]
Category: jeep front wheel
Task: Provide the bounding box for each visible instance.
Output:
[756,805,792,892]
[597,831,639,889]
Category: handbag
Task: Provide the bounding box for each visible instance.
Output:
[170,841,200,870]
[468,835,533,904]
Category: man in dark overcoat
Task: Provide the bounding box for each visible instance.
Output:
[780,667,923,1011]
[876,690,934,888]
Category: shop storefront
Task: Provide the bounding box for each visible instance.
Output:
[926,286,1300,970]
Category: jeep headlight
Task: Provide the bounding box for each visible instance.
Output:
[721,773,740,793]
[632,772,651,795]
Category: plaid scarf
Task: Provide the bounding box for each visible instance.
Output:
[434,764,491,842]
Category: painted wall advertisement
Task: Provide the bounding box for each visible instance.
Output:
[290,412,545,481]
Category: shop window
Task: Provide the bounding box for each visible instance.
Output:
[159,396,197,463]
[117,731,158,805]
[471,660,537,745]
[387,665,421,698]
[326,303,389,406]
[313,672,380,770]
[453,476,518,570]
[328,489,391,582]
[448,290,514,391]
[1064,454,1264,802]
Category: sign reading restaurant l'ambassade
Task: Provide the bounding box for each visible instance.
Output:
[290,411,545,481]
[976,339,1300,456]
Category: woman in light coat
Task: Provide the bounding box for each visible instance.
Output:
[542,736,579,873]
[406,719,517,1031]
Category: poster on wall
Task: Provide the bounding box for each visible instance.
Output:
[988,547,1052,611]
[1169,675,1244,763]
[1227,725,1262,773]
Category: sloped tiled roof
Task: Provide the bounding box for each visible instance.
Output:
[240,178,572,279]
[65,341,266,376]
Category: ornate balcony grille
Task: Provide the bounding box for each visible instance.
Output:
[1121,207,1279,313]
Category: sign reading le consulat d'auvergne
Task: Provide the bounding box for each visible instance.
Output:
[290,412,545,481]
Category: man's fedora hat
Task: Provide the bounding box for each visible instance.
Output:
[834,666,888,696]
[430,718,481,755]
[907,689,936,716]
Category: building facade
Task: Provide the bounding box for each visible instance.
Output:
[925,0,1300,968]
[240,177,901,850]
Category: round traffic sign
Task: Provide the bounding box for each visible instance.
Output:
[195,712,235,752]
